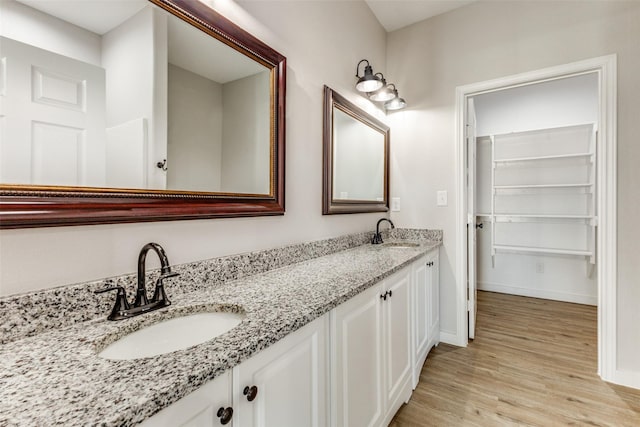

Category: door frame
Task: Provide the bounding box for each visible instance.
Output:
[454,55,617,382]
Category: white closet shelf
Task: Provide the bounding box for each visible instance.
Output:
[493,152,593,163]
[494,214,593,219]
[493,244,592,257]
[493,183,593,189]
[493,214,596,224]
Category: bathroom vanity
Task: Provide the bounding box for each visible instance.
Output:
[0,230,441,426]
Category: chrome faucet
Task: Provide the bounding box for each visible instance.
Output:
[372,218,395,244]
[95,242,179,321]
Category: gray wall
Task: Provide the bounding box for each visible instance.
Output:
[167,63,223,192]
[386,1,640,375]
[0,1,387,297]
[221,71,270,194]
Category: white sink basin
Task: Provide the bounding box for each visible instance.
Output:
[99,311,245,360]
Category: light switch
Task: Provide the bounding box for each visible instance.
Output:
[391,197,401,212]
[437,190,448,207]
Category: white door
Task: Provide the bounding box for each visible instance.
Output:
[331,284,384,427]
[0,36,106,187]
[467,97,478,339]
[234,315,327,427]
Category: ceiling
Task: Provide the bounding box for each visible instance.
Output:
[365,0,477,32]
[16,0,265,83]
[17,0,148,35]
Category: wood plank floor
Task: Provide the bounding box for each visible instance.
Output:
[390,291,640,426]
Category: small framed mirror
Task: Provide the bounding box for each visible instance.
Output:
[323,86,389,214]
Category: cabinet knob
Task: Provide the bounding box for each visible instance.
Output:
[380,293,387,301]
[387,290,393,298]
[216,407,233,425]
[243,385,258,402]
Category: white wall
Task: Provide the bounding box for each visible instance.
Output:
[0,0,101,66]
[221,71,271,194]
[167,64,223,192]
[474,74,598,305]
[386,1,640,376]
[474,73,598,136]
[0,1,387,297]
[102,5,166,189]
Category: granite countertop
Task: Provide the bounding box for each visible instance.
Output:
[0,239,441,426]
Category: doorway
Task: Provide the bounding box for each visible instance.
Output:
[455,55,617,382]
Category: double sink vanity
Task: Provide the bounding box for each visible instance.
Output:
[0,0,441,425]
[0,229,441,426]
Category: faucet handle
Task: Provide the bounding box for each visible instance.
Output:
[161,271,179,279]
[95,286,131,321]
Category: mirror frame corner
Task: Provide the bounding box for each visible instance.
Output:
[0,0,286,229]
[322,85,390,215]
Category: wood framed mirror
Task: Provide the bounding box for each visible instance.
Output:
[0,0,285,229]
[322,86,389,214]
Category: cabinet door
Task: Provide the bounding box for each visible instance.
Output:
[141,371,232,427]
[411,256,429,388]
[382,269,412,420]
[331,283,384,427]
[234,315,328,427]
[427,250,440,349]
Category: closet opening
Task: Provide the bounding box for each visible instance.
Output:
[455,55,617,383]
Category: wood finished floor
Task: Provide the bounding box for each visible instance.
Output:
[390,291,640,426]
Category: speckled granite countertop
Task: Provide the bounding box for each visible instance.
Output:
[0,238,441,426]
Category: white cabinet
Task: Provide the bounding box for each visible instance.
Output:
[426,249,440,353]
[233,315,328,427]
[140,371,232,427]
[331,283,384,427]
[330,268,412,427]
[142,250,440,427]
[411,249,440,388]
[143,315,328,427]
[381,268,412,425]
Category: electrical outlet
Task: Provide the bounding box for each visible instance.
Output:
[391,197,401,212]
[437,190,448,207]
[536,262,545,273]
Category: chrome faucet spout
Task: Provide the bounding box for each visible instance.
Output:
[372,218,395,244]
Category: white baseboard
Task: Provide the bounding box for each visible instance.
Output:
[439,330,466,347]
[477,281,597,305]
[609,369,640,390]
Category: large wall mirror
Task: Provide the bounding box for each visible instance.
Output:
[323,86,389,214]
[0,0,285,228]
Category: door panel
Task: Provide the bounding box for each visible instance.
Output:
[235,316,327,427]
[467,97,478,339]
[384,270,411,407]
[331,284,384,427]
[0,36,106,187]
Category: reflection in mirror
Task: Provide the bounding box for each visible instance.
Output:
[332,108,385,201]
[0,0,272,195]
[0,0,286,228]
[323,86,389,215]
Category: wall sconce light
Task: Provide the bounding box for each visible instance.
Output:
[384,86,407,111]
[354,60,406,111]
[355,59,383,92]
[369,80,396,103]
